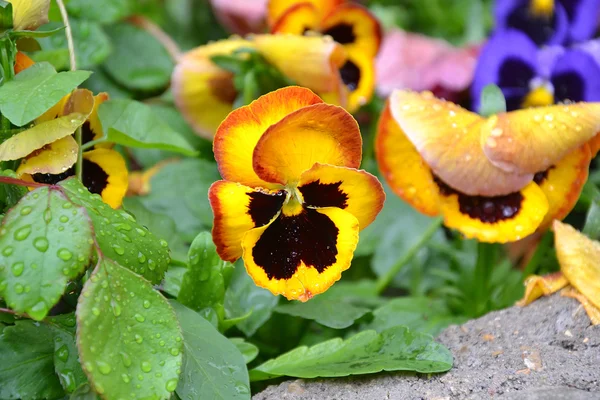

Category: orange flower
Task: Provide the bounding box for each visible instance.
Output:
[376,90,600,243]
[209,86,384,301]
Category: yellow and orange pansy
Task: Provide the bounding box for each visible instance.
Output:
[172,34,348,140]
[268,0,381,112]
[517,221,600,325]
[376,90,600,243]
[209,86,384,301]
[7,0,50,31]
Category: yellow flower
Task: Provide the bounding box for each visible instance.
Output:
[209,86,385,301]
[268,0,381,111]
[376,90,600,243]
[7,0,49,31]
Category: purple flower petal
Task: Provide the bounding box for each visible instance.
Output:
[551,49,600,102]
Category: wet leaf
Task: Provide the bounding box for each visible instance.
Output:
[229,338,259,364]
[65,0,134,24]
[0,169,28,211]
[0,320,64,399]
[171,301,251,400]
[0,186,94,320]
[59,178,171,284]
[69,384,100,400]
[479,83,506,117]
[0,62,91,126]
[47,314,88,393]
[77,258,183,400]
[250,326,453,381]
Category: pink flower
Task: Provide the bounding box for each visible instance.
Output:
[210,0,268,35]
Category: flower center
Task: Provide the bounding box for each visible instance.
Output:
[530,0,554,17]
[281,187,305,216]
[522,78,555,108]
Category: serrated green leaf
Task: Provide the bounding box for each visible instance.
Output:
[59,178,171,284]
[229,338,259,364]
[98,99,197,155]
[178,232,234,320]
[77,258,183,399]
[479,84,507,117]
[171,301,251,400]
[103,23,173,90]
[47,314,88,393]
[0,62,91,126]
[250,326,453,381]
[0,169,28,211]
[0,320,65,399]
[0,186,94,320]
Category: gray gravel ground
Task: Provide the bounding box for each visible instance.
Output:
[254,294,600,400]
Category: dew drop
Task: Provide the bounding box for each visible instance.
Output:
[56,344,69,361]
[96,361,112,375]
[2,246,13,256]
[121,373,131,383]
[134,313,145,322]
[165,378,178,392]
[11,262,24,277]
[59,215,69,223]
[135,228,146,237]
[159,239,168,248]
[62,202,72,209]
[14,283,24,294]
[112,244,125,255]
[143,300,151,309]
[92,307,100,316]
[147,259,156,271]
[14,225,32,241]
[33,237,49,252]
[120,352,132,367]
[112,301,122,317]
[57,248,73,261]
[141,361,152,372]
[137,252,146,264]
[20,206,32,216]
[170,347,180,356]
[135,334,143,343]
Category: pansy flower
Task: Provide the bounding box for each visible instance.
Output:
[172,35,347,139]
[267,0,381,111]
[517,221,600,325]
[6,0,50,31]
[495,0,600,46]
[472,30,600,112]
[209,86,384,301]
[376,90,600,243]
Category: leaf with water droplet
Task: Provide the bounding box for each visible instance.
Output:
[59,178,170,284]
[0,170,28,212]
[47,314,88,394]
[77,258,183,400]
[171,301,250,400]
[0,186,94,320]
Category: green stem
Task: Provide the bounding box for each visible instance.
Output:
[80,137,107,151]
[472,242,496,317]
[522,232,553,277]
[376,217,443,294]
[0,43,14,132]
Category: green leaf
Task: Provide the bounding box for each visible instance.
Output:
[171,301,251,399]
[275,282,377,329]
[59,178,171,284]
[225,262,279,336]
[98,99,197,155]
[0,0,13,30]
[0,62,91,126]
[47,314,89,393]
[479,84,507,117]
[33,21,111,69]
[81,67,132,99]
[163,264,187,298]
[178,232,235,319]
[103,23,173,90]
[0,186,94,320]
[211,54,245,74]
[66,0,134,24]
[250,326,453,381]
[77,258,183,399]
[0,169,28,211]
[229,338,259,364]
[0,320,65,399]
[70,384,100,400]
[584,198,600,241]
[10,24,65,38]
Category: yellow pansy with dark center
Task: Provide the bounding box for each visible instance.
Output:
[209,86,384,301]
[376,90,600,243]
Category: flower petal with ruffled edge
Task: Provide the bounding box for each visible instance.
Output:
[214,86,324,188]
[172,38,252,139]
[209,180,287,261]
[516,272,569,306]
[389,90,533,196]
[82,92,110,147]
[375,101,440,216]
[560,286,600,325]
[267,0,342,26]
[270,2,321,33]
[551,49,600,103]
[252,102,362,185]
[8,0,50,31]
[563,0,600,43]
[481,102,600,175]
[82,149,128,209]
[16,136,78,176]
[242,206,359,301]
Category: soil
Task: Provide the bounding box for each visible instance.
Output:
[254,293,600,400]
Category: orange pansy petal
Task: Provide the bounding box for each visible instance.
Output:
[375,102,440,216]
[340,52,375,113]
[271,2,320,34]
[253,34,347,94]
[560,286,600,325]
[82,149,128,209]
[16,136,78,176]
[215,86,323,188]
[14,51,35,74]
[298,163,384,230]
[553,221,600,310]
[588,132,600,157]
[241,206,359,301]
[172,39,252,139]
[267,0,342,26]
[516,272,569,306]
[389,90,533,196]
[209,180,287,262]
[321,3,382,58]
[439,181,548,243]
[536,144,591,229]
[252,103,362,185]
[482,102,600,175]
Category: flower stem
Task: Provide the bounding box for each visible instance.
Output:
[472,242,497,317]
[376,216,443,294]
[0,43,14,132]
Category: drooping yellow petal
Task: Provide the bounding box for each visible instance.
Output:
[242,206,359,301]
[252,103,362,185]
[267,0,342,26]
[8,0,50,31]
[560,286,600,325]
[83,92,110,147]
[172,38,251,139]
[214,86,323,188]
[340,52,375,113]
[209,180,286,262]
[389,90,533,196]
[270,2,321,34]
[15,136,78,176]
[438,181,549,243]
[375,102,440,216]
[82,149,128,209]
[481,103,600,175]
[321,3,381,58]
[298,163,384,230]
[516,272,569,306]
[553,220,600,311]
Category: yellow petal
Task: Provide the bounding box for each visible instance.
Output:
[516,272,569,306]
[83,92,110,148]
[16,136,78,176]
[270,2,321,34]
[268,0,342,26]
[553,220,600,310]
[341,52,375,112]
[8,0,50,31]
[560,286,600,325]
[82,149,128,209]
